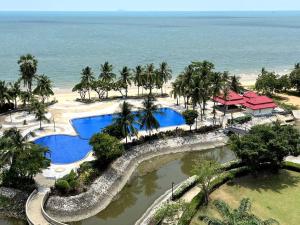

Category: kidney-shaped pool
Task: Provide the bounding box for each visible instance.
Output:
[35,108,185,164]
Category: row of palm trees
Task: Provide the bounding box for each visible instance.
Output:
[0,54,54,112]
[109,96,162,143]
[170,61,242,122]
[72,61,172,101]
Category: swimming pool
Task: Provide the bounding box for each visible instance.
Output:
[35,108,185,164]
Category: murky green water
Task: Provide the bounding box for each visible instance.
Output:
[71,146,235,225]
[0,146,235,225]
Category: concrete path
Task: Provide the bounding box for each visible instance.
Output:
[26,189,50,225]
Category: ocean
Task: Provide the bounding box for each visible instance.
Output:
[0,11,300,88]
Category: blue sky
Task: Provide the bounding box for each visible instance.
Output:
[1,0,300,11]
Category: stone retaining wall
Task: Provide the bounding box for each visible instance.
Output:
[45,130,227,222]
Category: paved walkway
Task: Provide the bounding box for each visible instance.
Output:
[26,189,50,225]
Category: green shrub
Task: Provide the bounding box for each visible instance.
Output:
[55,180,70,193]
[227,115,252,125]
[90,133,124,166]
[172,176,198,200]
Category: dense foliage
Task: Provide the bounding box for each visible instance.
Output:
[89,133,124,166]
[199,198,279,225]
[229,123,300,172]
[0,128,50,190]
[182,109,199,131]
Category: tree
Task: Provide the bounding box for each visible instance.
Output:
[143,64,156,95]
[99,62,116,98]
[80,66,95,100]
[0,128,50,187]
[182,110,199,131]
[138,96,161,135]
[115,101,138,143]
[119,66,132,98]
[18,54,38,94]
[33,75,54,103]
[255,68,278,96]
[229,123,300,172]
[229,75,243,93]
[8,80,21,108]
[276,74,291,92]
[31,99,49,129]
[156,62,172,95]
[289,63,300,93]
[193,159,221,205]
[89,133,124,165]
[210,72,227,123]
[0,81,9,109]
[72,82,88,101]
[133,65,144,96]
[199,198,279,225]
[91,79,106,99]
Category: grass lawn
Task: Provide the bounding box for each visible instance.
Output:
[190,170,300,225]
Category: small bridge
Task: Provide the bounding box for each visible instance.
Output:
[224,127,248,136]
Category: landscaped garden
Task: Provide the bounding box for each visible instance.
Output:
[191,169,300,225]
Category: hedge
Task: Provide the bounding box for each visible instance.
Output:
[177,167,250,225]
[227,115,252,125]
[172,176,199,201]
[282,161,300,172]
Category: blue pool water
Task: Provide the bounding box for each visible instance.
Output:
[35,108,185,164]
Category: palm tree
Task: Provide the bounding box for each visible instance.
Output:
[115,101,138,143]
[99,62,116,98]
[31,99,49,129]
[8,80,21,109]
[210,72,225,123]
[133,65,144,96]
[138,96,162,135]
[0,81,9,109]
[143,64,156,95]
[157,62,172,95]
[120,66,132,98]
[229,75,242,93]
[182,65,194,108]
[0,128,29,167]
[170,80,181,106]
[80,67,95,100]
[18,54,38,94]
[33,75,54,103]
[199,198,279,225]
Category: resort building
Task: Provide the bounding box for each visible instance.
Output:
[242,91,277,116]
[213,90,245,112]
[214,90,277,116]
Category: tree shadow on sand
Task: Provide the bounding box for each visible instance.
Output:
[229,169,300,194]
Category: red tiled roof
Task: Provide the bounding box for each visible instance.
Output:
[243,102,277,110]
[242,95,277,110]
[213,91,245,106]
[243,91,258,99]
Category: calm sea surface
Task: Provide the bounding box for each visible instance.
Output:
[0,11,300,88]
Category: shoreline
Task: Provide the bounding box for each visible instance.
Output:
[45,131,227,222]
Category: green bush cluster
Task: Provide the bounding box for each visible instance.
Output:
[172,176,199,201]
[55,170,79,194]
[227,115,252,125]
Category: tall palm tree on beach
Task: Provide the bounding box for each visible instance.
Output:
[133,65,144,97]
[120,66,132,98]
[0,81,9,109]
[143,64,156,96]
[99,62,116,98]
[80,67,95,100]
[157,62,172,95]
[18,54,38,94]
[199,198,279,225]
[8,80,21,109]
[138,96,162,135]
[33,75,54,103]
[31,99,49,129]
[115,101,138,143]
[210,72,225,123]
